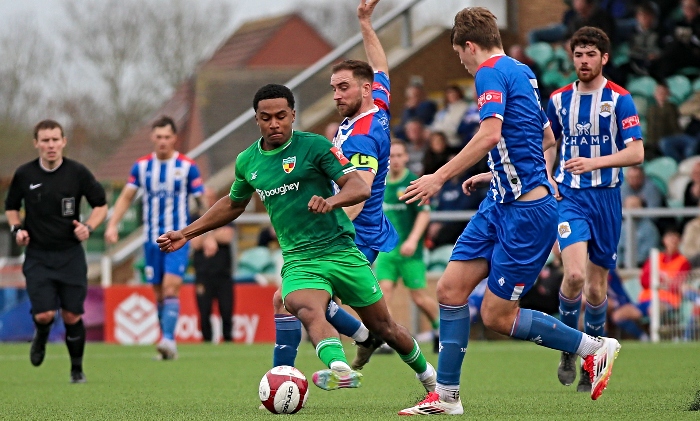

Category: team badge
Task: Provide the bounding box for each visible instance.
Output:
[282,156,296,174]
[173,168,184,179]
[558,221,572,239]
[599,102,613,118]
[397,188,406,199]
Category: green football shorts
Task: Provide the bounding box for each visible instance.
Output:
[281,246,383,308]
[374,253,427,290]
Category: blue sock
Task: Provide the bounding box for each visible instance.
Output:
[157,301,164,332]
[325,301,361,338]
[161,297,179,341]
[437,304,470,386]
[616,320,644,339]
[584,298,608,336]
[511,308,583,354]
[273,314,302,367]
[558,291,582,330]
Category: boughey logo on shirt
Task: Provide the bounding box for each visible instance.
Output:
[282,156,296,174]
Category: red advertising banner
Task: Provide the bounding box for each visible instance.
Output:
[104,284,276,344]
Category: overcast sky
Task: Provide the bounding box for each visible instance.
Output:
[0,0,506,35]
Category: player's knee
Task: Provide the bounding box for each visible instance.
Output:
[62,312,81,325]
[34,311,55,325]
[436,281,468,305]
[563,269,586,290]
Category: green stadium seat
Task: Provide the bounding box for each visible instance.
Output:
[632,95,649,116]
[525,42,553,69]
[667,174,690,204]
[428,245,453,272]
[627,76,657,99]
[693,78,700,92]
[644,157,678,185]
[678,67,700,78]
[666,75,692,104]
[612,42,630,67]
[236,246,274,277]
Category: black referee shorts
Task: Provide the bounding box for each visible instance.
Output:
[22,244,88,315]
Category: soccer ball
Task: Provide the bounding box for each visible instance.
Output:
[259,365,309,414]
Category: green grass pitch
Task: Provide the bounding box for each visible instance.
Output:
[0,340,698,420]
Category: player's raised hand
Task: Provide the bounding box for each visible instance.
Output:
[73,220,90,242]
[462,172,492,195]
[308,195,333,214]
[564,157,597,175]
[358,0,379,21]
[157,230,187,253]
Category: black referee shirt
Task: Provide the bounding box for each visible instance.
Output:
[5,158,107,251]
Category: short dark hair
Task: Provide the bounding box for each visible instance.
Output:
[569,26,610,56]
[331,59,374,85]
[152,116,177,133]
[33,119,64,139]
[637,1,658,16]
[253,84,295,112]
[450,7,502,50]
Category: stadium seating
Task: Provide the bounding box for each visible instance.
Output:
[427,245,453,273]
[693,78,700,93]
[667,174,691,207]
[236,246,274,278]
[525,42,553,69]
[612,42,630,67]
[644,157,678,196]
[632,95,649,116]
[666,75,692,105]
[627,76,657,99]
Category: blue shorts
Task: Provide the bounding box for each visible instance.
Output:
[144,242,189,284]
[556,185,621,269]
[451,195,557,301]
[357,244,379,264]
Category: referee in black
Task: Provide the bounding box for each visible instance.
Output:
[4,119,107,383]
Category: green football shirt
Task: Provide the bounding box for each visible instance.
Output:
[382,169,430,259]
[230,131,358,261]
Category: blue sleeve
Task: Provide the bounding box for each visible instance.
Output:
[372,71,391,112]
[475,67,507,122]
[615,93,643,143]
[127,162,140,188]
[547,98,562,138]
[188,164,204,196]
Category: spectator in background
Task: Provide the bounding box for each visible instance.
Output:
[608,269,650,341]
[648,83,681,160]
[617,195,660,267]
[456,88,481,146]
[257,225,279,250]
[620,165,664,208]
[684,161,700,209]
[324,121,340,141]
[618,2,661,81]
[566,0,616,44]
[638,227,691,316]
[660,90,700,163]
[404,118,429,175]
[528,0,577,44]
[600,0,637,42]
[422,132,451,176]
[430,86,469,149]
[650,0,700,81]
[681,197,700,265]
[191,188,235,343]
[394,82,437,141]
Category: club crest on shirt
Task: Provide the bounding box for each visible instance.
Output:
[396,188,406,199]
[282,156,296,174]
[173,168,184,179]
[599,102,613,118]
[558,221,572,239]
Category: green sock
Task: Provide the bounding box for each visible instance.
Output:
[431,319,440,330]
[399,338,428,374]
[315,337,347,368]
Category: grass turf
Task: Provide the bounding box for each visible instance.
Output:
[0,340,698,420]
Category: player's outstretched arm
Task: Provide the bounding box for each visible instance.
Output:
[358,0,389,75]
[158,196,250,252]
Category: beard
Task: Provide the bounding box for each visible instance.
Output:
[337,97,362,118]
[576,65,602,83]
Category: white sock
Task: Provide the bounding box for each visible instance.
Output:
[575,334,603,357]
[417,363,435,381]
[352,324,370,342]
[436,383,460,403]
[330,360,352,371]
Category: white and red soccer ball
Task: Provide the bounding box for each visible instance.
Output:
[259,365,309,414]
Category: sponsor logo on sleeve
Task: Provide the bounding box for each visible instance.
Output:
[330,147,350,165]
[477,90,503,110]
[621,115,640,130]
